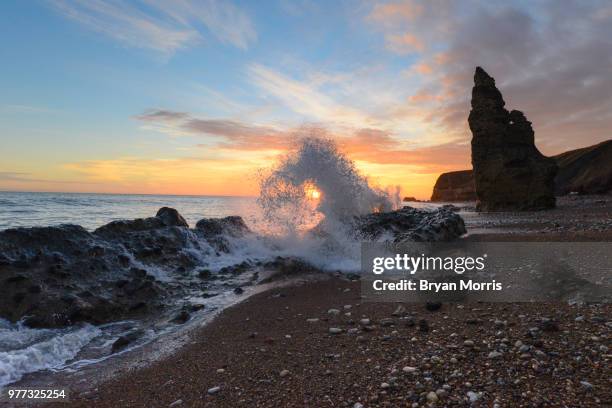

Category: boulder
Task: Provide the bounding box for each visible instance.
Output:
[354,206,466,242]
[195,216,250,237]
[430,170,477,202]
[469,67,557,211]
[95,207,188,236]
[156,207,189,228]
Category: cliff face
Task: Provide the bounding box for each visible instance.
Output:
[468,67,557,211]
[553,140,612,195]
[430,170,477,202]
[430,140,612,201]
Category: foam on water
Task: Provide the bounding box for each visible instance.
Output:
[0,321,101,387]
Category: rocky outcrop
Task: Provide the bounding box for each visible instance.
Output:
[430,170,477,202]
[469,67,557,211]
[354,206,466,242]
[553,139,612,195]
[0,208,250,328]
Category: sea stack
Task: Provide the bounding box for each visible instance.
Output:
[468,67,557,211]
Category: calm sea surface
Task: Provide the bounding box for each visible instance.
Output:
[0,191,257,230]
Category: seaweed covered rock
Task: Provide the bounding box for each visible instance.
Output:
[469,67,557,211]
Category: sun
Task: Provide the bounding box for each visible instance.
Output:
[304,182,321,200]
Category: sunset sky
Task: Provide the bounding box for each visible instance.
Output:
[1,1,611,199]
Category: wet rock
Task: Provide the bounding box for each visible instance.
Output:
[425,301,442,312]
[195,216,250,237]
[469,67,557,211]
[172,310,191,324]
[354,206,466,242]
[233,287,244,295]
[156,207,188,228]
[111,329,145,353]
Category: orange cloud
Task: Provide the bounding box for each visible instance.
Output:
[385,33,425,54]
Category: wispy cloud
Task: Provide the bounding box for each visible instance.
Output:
[50,0,256,55]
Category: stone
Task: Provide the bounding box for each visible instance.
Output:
[467,391,481,403]
[280,369,290,377]
[169,399,183,407]
[207,386,221,395]
[488,351,503,359]
[469,67,557,211]
[111,329,145,353]
[156,207,189,228]
[195,216,250,237]
[426,391,439,403]
[353,206,466,242]
[329,327,343,334]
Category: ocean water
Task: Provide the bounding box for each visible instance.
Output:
[0,192,257,231]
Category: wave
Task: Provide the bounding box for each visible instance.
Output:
[0,321,101,387]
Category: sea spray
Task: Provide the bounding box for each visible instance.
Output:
[254,136,401,270]
[258,136,399,234]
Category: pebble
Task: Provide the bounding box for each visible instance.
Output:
[467,391,480,402]
[353,403,364,408]
[450,357,458,364]
[426,391,439,403]
[463,340,474,347]
[328,309,340,315]
[329,327,343,334]
[306,318,319,323]
[280,369,290,377]
[580,381,593,390]
[380,382,390,389]
[360,318,371,325]
[216,368,225,374]
[402,366,417,373]
[207,386,221,395]
[488,351,502,359]
[169,400,183,407]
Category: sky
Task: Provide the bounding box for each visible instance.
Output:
[1,0,611,199]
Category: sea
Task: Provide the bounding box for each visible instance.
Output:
[0,191,258,231]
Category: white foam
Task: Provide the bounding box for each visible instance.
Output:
[0,323,101,387]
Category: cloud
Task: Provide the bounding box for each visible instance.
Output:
[368,0,612,153]
[385,33,425,54]
[136,109,469,172]
[50,0,256,55]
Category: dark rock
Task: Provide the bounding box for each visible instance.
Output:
[155,207,189,228]
[111,329,145,353]
[431,170,477,202]
[540,320,560,332]
[469,67,557,211]
[195,216,250,237]
[418,319,429,332]
[172,310,190,324]
[425,302,442,312]
[353,206,466,242]
[233,287,244,295]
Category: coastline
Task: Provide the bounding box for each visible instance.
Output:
[2,194,611,407]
